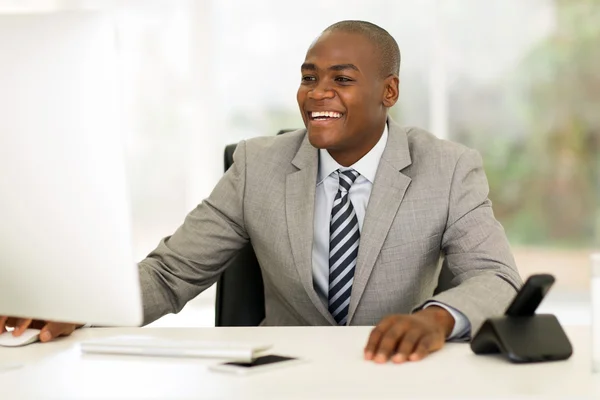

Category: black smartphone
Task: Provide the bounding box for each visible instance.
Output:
[504,274,555,317]
[209,355,304,375]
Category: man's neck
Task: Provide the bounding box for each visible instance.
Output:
[327,120,387,167]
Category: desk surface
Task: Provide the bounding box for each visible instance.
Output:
[1,326,599,399]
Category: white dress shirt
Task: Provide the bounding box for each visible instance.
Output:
[311,123,470,339]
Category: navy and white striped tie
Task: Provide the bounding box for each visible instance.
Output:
[328,169,360,326]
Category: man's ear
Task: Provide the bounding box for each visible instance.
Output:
[382,75,399,108]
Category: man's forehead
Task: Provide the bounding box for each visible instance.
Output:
[308,30,372,51]
[305,31,375,63]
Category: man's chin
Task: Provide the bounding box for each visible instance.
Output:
[307,127,342,150]
[308,132,334,149]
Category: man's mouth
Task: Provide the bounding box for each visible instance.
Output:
[309,111,344,121]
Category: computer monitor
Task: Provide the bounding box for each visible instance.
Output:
[0,12,143,326]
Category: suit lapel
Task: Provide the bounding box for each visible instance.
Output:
[347,119,413,324]
[286,134,336,325]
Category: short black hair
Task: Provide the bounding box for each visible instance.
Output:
[323,20,400,78]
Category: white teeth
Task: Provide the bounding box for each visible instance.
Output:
[311,111,342,119]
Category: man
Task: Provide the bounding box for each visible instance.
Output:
[1,21,522,363]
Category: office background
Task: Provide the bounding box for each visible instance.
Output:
[2,0,598,327]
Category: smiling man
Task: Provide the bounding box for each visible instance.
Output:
[2,21,522,363]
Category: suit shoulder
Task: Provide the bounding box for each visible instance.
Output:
[404,126,475,164]
[241,129,307,165]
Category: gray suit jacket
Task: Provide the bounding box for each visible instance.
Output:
[139,118,522,334]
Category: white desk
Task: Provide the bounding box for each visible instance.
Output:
[1,326,599,399]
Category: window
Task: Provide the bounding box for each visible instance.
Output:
[3,0,597,326]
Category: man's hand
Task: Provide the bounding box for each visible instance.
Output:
[364,306,455,364]
[0,316,81,343]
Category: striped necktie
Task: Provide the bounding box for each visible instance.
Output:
[328,169,360,326]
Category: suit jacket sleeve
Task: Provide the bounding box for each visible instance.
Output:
[415,148,523,334]
[137,141,249,325]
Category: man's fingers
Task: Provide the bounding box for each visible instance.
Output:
[364,316,397,360]
[39,322,76,343]
[408,335,434,362]
[409,329,446,362]
[373,320,409,363]
[29,320,47,330]
[12,318,33,336]
[393,329,421,363]
[366,312,450,364]
[40,323,60,342]
[0,316,8,333]
[0,319,79,343]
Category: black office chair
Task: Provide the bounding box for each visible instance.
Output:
[214,130,294,326]
[214,130,455,326]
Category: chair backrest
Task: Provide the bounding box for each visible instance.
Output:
[214,130,455,326]
[214,130,294,326]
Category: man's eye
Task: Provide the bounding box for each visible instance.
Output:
[301,76,316,82]
[335,76,352,83]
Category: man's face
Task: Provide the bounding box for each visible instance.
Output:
[297,31,389,156]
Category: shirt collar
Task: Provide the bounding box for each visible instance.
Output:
[317,123,389,185]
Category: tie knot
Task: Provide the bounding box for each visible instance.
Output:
[337,169,359,193]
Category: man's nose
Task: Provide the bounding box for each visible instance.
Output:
[308,82,335,100]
